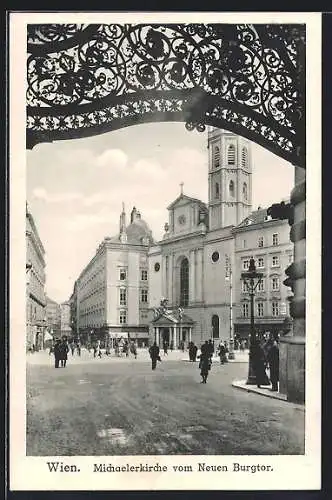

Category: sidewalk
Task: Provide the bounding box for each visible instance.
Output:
[181,350,249,364]
[232,379,305,411]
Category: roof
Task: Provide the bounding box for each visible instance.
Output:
[152,310,195,325]
[106,218,154,246]
[167,193,208,212]
[234,206,284,230]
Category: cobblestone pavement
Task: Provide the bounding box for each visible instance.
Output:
[26,353,304,456]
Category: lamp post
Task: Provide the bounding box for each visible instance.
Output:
[225,255,235,360]
[241,257,264,385]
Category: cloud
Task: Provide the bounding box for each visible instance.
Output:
[32,187,84,204]
[95,149,128,169]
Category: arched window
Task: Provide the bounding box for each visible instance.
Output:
[241,147,248,168]
[180,258,189,307]
[212,314,219,339]
[215,182,220,198]
[213,146,220,168]
[227,144,235,165]
[229,180,235,197]
[243,182,248,200]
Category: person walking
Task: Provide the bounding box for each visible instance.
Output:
[149,342,160,370]
[70,342,75,356]
[252,341,270,388]
[267,339,280,391]
[59,339,69,368]
[199,348,212,384]
[188,341,194,361]
[218,342,227,364]
[208,339,214,359]
[53,339,61,368]
[163,340,169,356]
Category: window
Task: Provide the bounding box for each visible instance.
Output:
[257,302,264,317]
[119,288,127,306]
[215,182,220,198]
[257,257,264,268]
[243,239,247,249]
[180,257,189,306]
[211,251,219,263]
[271,277,280,291]
[272,255,280,267]
[242,281,249,293]
[141,270,148,281]
[119,268,127,280]
[242,303,249,317]
[227,144,235,165]
[257,279,264,292]
[242,259,249,270]
[141,289,148,303]
[241,147,248,168]
[214,146,220,168]
[119,310,127,324]
[229,180,235,197]
[212,315,219,338]
[243,182,248,201]
[258,236,264,248]
[272,233,279,246]
[272,301,280,317]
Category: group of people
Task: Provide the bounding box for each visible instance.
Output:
[52,338,69,368]
[252,336,280,391]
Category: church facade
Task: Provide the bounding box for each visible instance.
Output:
[148,128,293,347]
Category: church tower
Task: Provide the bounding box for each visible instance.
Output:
[208,127,252,230]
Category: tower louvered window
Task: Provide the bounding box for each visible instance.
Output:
[241,147,248,168]
[214,146,220,168]
[229,180,235,197]
[227,144,235,165]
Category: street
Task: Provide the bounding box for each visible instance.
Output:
[26,350,304,456]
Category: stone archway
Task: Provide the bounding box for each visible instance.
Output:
[26,23,306,403]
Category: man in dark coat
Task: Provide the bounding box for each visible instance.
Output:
[252,342,270,388]
[199,348,212,384]
[53,340,61,368]
[267,340,279,391]
[149,342,160,370]
[59,339,69,367]
[208,339,214,358]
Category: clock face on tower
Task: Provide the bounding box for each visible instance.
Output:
[178,214,186,225]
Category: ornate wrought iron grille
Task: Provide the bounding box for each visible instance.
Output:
[27,23,305,167]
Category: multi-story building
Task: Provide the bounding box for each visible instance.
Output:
[148,128,293,347]
[60,301,72,338]
[73,205,154,346]
[69,280,79,339]
[232,207,293,338]
[26,204,47,351]
[45,296,61,338]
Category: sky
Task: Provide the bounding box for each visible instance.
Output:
[27,122,294,303]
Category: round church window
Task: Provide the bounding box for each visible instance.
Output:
[212,251,219,263]
[154,262,160,272]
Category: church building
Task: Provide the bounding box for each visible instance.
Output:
[148,127,292,347]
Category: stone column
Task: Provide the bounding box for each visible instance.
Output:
[173,327,177,349]
[189,250,196,303]
[280,167,305,404]
[162,257,167,298]
[168,254,174,304]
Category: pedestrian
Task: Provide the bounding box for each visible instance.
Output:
[76,341,81,357]
[70,343,75,356]
[252,342,270,388]
[267,339,280,391]
[218,342,227,364]
[130,340,137,359]
[192,343,198,362]
[59,339,69,368]
[149,342,161,370]
[201,340,209,357]
[188,341,194,361]
[53,339,61,368]
[163,340,168,356]
[199,349,212,384]
[170,340,174,351]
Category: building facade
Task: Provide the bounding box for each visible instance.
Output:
[60,301,72,338]
[148,128,293,347]
[45,296,61,338]
[26,205,47,351]
[72,206,153,346]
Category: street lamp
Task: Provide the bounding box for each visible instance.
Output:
[225,254,235,360]
[241,257,264,385]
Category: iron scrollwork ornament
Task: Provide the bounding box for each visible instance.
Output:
[26,23,305,167]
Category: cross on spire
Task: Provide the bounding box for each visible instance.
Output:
[180,182,184,195]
